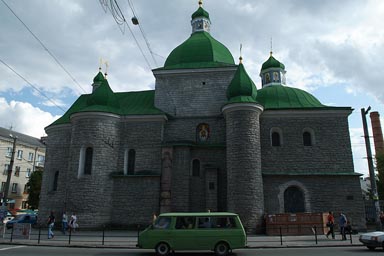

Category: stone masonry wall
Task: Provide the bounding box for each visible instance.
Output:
[225,105,264,233]
[263,175,366,231]
[154,67,236,117]
[260,111,354,174]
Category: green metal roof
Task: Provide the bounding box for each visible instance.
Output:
[48,90,164,127]
[226,62,258,104]
[162,31,235,70]
[256,85,326,109]
[261,54,285,71]
[191,6,210,20]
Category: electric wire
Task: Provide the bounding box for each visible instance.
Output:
[1,0,87,94]
[127,0,158,66]
[0,58,66,113]
[99,0,152,70]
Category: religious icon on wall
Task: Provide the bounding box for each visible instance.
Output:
[197,123,210,142]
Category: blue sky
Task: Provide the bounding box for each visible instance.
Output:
[1,0,384,177]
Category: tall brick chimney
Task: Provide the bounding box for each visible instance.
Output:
[370,111,384,154]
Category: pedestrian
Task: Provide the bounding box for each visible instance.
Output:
[47,211,55,239]
[339,212,347,240]
[325,211,335,239]
[62,211,68,234]
[380,211,384,230]
[69,212,78,233]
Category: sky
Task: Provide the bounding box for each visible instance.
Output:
[1,0,384,177]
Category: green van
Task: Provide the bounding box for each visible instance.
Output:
[137,212,246,256]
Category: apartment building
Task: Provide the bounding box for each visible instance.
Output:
[0,127,45,210]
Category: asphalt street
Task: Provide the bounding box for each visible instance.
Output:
[0,245,381,256]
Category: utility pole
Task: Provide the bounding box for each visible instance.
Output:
[361,107,381,230]
[2,134,17,208]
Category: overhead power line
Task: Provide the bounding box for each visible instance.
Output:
[0,58,66,113]
[1,0,87,94]
[99,0,153,70]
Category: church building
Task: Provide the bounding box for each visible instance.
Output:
[39,2,366,232]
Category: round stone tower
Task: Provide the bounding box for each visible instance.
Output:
[222,58,264,233]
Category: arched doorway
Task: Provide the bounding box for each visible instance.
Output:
[284,186,305,213]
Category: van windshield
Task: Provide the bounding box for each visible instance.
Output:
[153,217,171,229]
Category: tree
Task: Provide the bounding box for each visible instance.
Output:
[375,151,384,200]
[26,170,43,210]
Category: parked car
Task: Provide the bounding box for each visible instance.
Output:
[2,211,14,224]
[359,231,384,251]
[6,214,37,229]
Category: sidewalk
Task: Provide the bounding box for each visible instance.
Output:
[0,228,364,248]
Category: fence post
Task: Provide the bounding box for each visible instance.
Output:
[68,227,72,245]
[313,225,318,244]
[102,225,105,245]
[38,225,41,244]
[279,226,283,245]
[349,230,353,244]
[10,224,14,242]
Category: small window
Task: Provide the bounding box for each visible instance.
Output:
[6,147,12,157]
[84,147,93,175]
[128,149,136,175]
[26,168,31,178]
[3,164,9,175]
[17,150,23,160]
[0,182,6,192]
[28,152,34,162]
[272,132,281,146]
[14,166,20,177]
[23,184,29,194]
[11,183,18,193]
[176,217,195,229]
[53,171,59,191]
[303,131,312,146]
[192,159,200,177]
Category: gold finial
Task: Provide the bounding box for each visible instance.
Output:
[198,0,203,7]
[99,57,103,71]
[270,37,273,56]
[104,61,109,78]
[239,43,243,64]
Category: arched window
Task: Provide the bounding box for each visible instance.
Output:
[303,131,312,146]
[53,171,59,191]
[265,73,271,84]
[128,149,136,175]
[284,186,305,213]
[192,159,200,177]
[271,132,280,146]
[84,147,93,175]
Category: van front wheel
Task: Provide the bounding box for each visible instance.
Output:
[214,242,229,256]
[155,242,170,256]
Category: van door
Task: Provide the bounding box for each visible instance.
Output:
[172,216,196,250]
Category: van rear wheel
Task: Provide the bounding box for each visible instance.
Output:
[214,242,229,256]
[155,242,170,256]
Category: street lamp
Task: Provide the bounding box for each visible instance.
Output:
[361,107,381,230]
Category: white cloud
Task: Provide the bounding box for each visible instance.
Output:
[0,98,60,138]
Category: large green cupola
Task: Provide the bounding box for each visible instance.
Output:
[163,1,235,69]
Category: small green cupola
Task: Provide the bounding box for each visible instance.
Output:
[87,70,118,108]
[191,0,211,33]
[226,57,258,103]
[260,51,286,87]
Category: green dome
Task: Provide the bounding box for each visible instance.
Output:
[163,31,235,69]
[261,54,285,71]
[192,6,210,20]
[93,70,105,83]
[227,62,258,103]
[256,85,325,109]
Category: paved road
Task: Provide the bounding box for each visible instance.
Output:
[0,245,380,256]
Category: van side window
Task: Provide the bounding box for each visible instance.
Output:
[198,217,212,228]
[198,217,237,229]
[153,217,171,229]
[175,217,195,229]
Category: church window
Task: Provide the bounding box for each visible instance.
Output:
[271,132,280,146]
[302,128,315,146]
[128,149,136,175]
[84,147,93,175]
[53,171,59,191]
[192,159,200,177]
[265,73,271,84]
[284,186,305,213]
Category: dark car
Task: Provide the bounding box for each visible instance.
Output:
[6,214,37,229]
